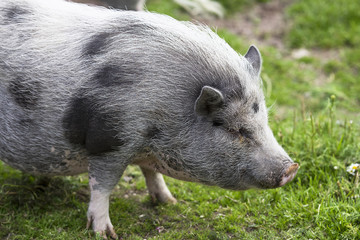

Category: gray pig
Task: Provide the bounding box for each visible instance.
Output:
[0,0,298,238]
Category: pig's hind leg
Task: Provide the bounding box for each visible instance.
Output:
[141,167,177,204]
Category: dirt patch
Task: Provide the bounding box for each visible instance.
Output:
[202,0,293,50]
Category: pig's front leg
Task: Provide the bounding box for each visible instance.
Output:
[86,157,127,239]
[86,188,117,239]
[140,167,177,204]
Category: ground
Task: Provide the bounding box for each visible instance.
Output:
[206,0,291,50]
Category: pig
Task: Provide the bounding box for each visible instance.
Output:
[0,0,299,238]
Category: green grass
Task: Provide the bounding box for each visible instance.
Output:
[284,0,360,115]
[1,0,360,239]
[286,0,360,49]
[1,98,359,239]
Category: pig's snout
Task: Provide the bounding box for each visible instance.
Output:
[279,163,299,187]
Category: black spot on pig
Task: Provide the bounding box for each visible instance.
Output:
[86,112,124,154]
[8,76,41,109]
[62,96,88,145]
[93,64,135,87]
[252,102,259,113]
[83,24,157,58]
[62,95,123,154]
[3,6,30,24]
[212,118,224,127]
[144,126,160,139]
[18,117,34,127]
[84,32,111,57]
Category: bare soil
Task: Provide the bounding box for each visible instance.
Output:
[203,0,292,50]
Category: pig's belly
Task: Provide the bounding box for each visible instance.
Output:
[133,152,198,182]
[0,148,89,176]
[0,89,88,176]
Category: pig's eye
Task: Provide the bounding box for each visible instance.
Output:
[238,128,252,139]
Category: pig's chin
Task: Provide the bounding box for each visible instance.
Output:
[221,180,281,191]
[218,164,299,191]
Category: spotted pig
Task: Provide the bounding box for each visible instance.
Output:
[0,0,298,238]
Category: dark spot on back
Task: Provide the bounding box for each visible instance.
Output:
[83,22,158,57]
[19,117,34,127]
[144,126,160,139]
[62,94,123,154]
[252,102,259,113]
[4,6,30,24]
[93,64,135,87]
[8,76,41,109]
[94,65,122,87]
[84,32,111,57]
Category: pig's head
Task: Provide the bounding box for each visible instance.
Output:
[152,45,298,190]
[188,45,298,190]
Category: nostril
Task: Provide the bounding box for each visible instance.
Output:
[285,163,299,176]
[279,163,299,187]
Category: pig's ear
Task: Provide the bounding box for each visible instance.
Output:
[245,45,262,76]
[195,86,224,116]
